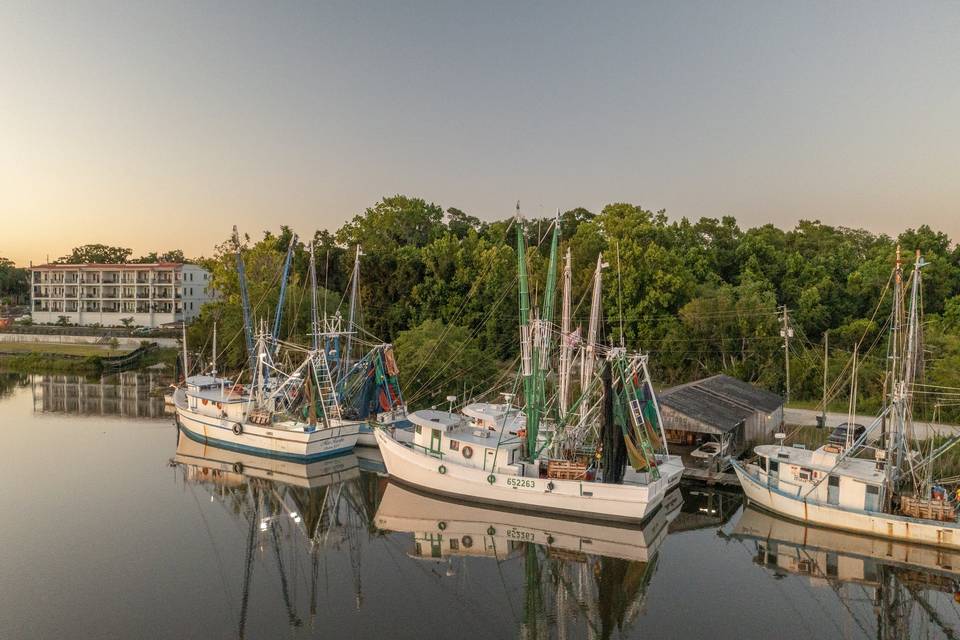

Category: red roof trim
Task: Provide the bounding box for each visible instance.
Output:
[31,262,187,270]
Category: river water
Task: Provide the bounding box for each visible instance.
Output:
[2,372,959,639]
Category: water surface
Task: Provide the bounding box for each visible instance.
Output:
[1,373,958,639]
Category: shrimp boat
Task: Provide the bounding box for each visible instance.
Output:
[175,228,362,461]
[733,248,960,549]
[377,207,683,523]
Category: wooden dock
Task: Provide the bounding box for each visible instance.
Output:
[682,467,740,486]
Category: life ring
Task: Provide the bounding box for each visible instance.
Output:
[462,446,473,459]
[487,474,496,484]
[547,481,555,491]
[232,462,243,474]
[232,423,243,436]
[438,464,447,475]
[216,402,222,409]
[486,526,496,536]
[461,536,473,548]
[437,521,447,531]
[201,398,208,406]
[546,535,555,545]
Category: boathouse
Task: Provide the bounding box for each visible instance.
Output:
[659,374,783,453]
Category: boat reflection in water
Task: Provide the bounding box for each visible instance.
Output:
[171,435,384,637]
[376,481,682,639]
[734,506,960,638]
[31,372,172,418]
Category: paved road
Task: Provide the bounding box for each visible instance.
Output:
[784,407,960,441]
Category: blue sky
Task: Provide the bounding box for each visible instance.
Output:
[2,1,958,263]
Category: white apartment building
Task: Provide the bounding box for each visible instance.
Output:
[30,263,214,327]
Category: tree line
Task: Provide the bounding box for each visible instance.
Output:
[180,195,960,417]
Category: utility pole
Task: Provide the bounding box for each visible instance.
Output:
[780,305,793,405]
[821,330,828,427]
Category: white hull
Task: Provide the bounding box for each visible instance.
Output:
[175,389,360,462]
[356,421,414,447]
[375,482,679,562]
[375,428,674,523]
[734,461,960,549]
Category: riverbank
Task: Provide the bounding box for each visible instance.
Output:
[0,343,178,374]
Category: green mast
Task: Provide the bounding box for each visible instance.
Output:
[516,205,561,457]
[515,204,536,454]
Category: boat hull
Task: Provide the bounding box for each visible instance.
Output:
[375,428,670,524]
[175,390,360,462]
[733,460,960,549]
[356,419,414,447]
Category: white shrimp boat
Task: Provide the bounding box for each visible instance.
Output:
[175,229,362,462]
[377,207,683,523]
[734,249,960,549]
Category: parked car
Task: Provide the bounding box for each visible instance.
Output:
[828,422,866,446]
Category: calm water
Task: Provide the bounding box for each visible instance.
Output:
[2,372,959,639]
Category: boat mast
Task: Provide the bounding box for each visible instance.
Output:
[234,226,256,377]
[181,320,190,379]
[308,242,319,351]
[530,213,560,440]
[211,322,217,377]
[579,254,605,426]
[342,245,361,381]
[558,247,573,419]
[883,246,903,503]
[272,233,297,353]
[515,203,537,454]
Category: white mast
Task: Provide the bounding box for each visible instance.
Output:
[343,245,361,378]
[579,253,606,425]
[211,322,217,377]
[309,242,319,351]
[558,248,573,418]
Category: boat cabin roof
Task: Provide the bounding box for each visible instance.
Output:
[409,409,462,432]
[185,375,246,403]
[461,402,525,430]
[755,444,884,484]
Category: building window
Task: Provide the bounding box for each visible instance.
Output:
[449,440,460,451]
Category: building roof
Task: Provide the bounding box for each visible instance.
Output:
[660,374,783,434]
[660,385,754,433]
[697,374,783,412]
[31,262,187,270]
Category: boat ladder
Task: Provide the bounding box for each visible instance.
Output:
[616,357,661,480]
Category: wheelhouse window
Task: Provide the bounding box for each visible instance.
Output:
[415,425,422,435]
[799,468,812,481]
[449,440,460,451]
[865,484,880,511]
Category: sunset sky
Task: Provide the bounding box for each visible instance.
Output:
[2,1,958,265]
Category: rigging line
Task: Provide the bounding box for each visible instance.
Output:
[404,257,520,389]
[405,274,519,404]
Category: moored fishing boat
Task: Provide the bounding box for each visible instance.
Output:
[377,207,683,522]
[175,228,362,461]
[733,249,960,548]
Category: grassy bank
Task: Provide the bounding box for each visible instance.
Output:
[0,342,129,357]
[0,347,178,374]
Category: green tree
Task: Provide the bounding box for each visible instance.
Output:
[57,244,132,264]
[393,319,498,407]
